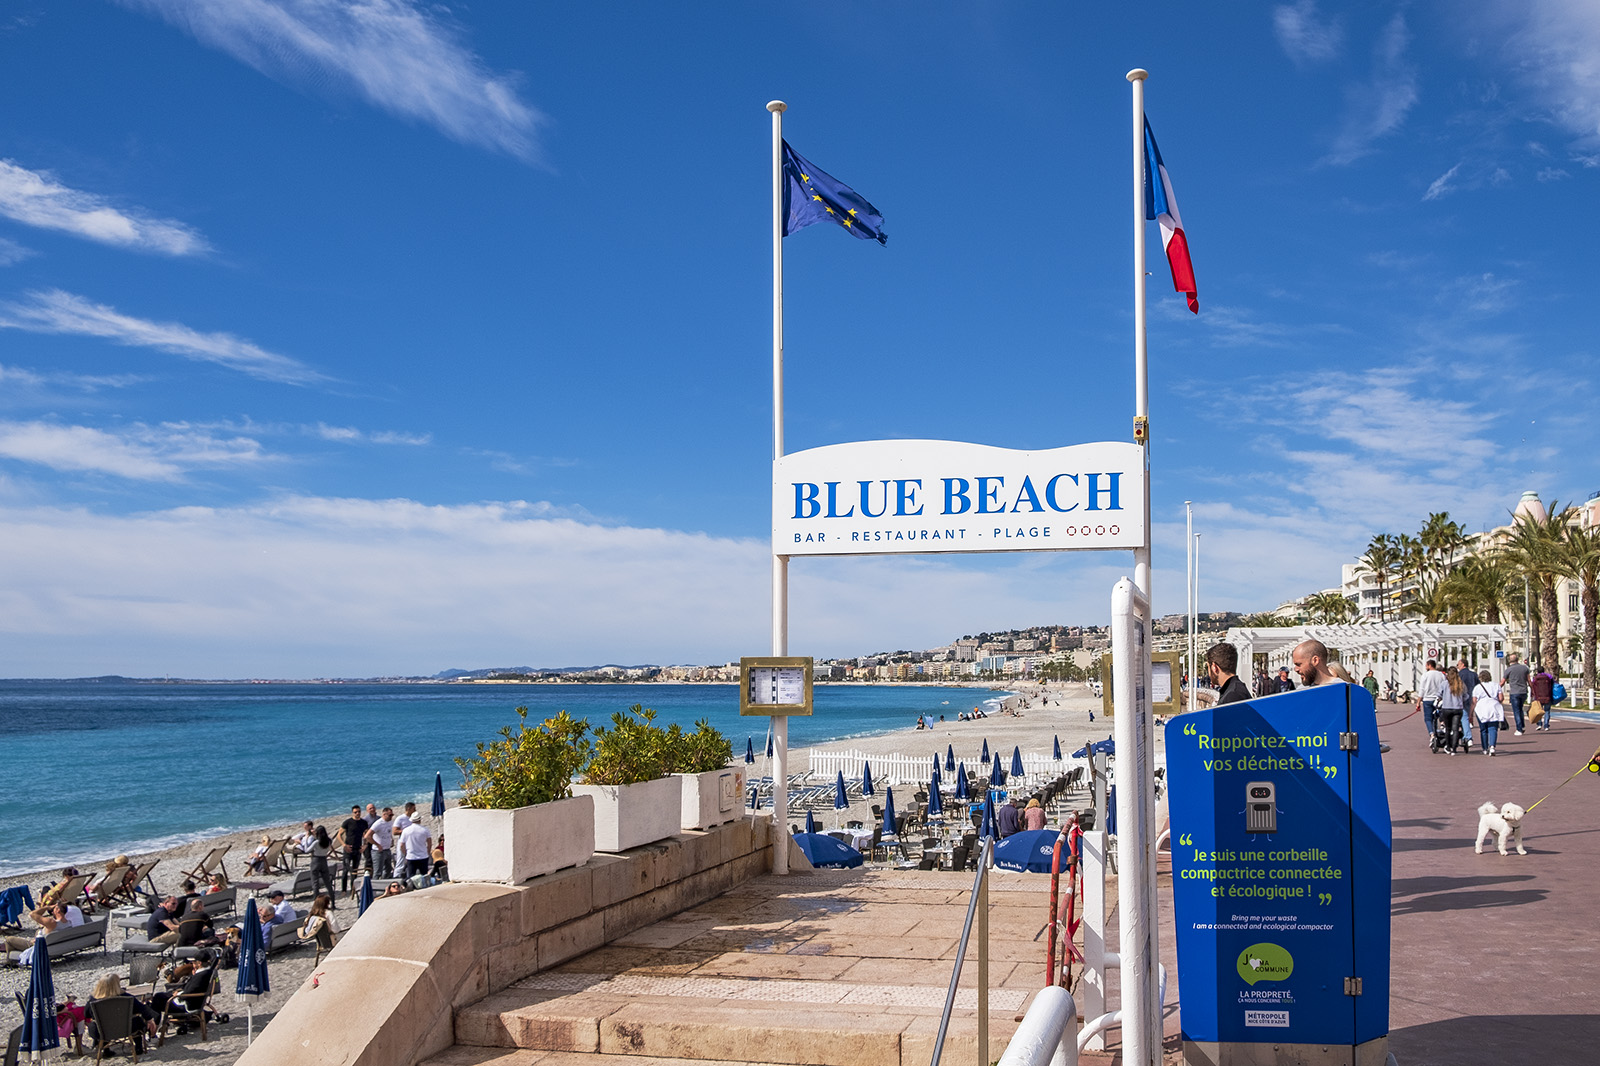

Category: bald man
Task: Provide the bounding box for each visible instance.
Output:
[1291,639,1343,688]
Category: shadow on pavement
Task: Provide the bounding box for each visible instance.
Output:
[1390,873,1534,896]
[1390,886,1545,915]
[1391,1013,1600,1066]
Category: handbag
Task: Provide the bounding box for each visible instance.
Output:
[1530,703,1546,724]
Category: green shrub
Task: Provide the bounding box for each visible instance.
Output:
[676,718,733,774]
[582,704,677,785]
[455,707,591,810]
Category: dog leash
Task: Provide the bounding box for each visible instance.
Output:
[1525,746,1600,812]
[1378,706,1422,728]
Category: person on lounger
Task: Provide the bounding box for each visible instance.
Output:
[244,835,273,874]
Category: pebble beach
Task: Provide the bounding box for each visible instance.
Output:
[0,680,1142,1062]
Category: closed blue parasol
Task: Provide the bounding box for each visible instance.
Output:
[927,781,945,817]
[19,934,58,1059]
[236,896,270,1044]
[946,744,955,771]
[1053,735,1062,760]
[805,809,818,834]
[954,763,970,800]
[766,733,774,758]
[978,795,997,840]
[862,761,874,796]
[881,786,898,837]
[793,832,865,869]
[1011,746,1024,777]
[981,738,990,764]
[833,771,849,810]
[358,874,375,917]
[745,737,755,764]
[748,785,761,809]
[993,829,1065,873]
[932,753,940,778]
[990,753,1006,786]
[432,771,447,818]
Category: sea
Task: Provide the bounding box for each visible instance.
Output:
[0,680,1007,877]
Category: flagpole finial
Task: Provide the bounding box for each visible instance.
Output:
[1126,69,1148,82]
[767,100,787,113]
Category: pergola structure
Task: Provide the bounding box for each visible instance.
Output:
[1226,622,1510,698]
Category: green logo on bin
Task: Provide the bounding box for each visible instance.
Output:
[1236,943,1294,985]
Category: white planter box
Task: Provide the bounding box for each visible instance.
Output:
[678,767,744,831]
[444,794,595,884]
[573,777,682,852]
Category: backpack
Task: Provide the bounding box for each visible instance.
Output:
[1551,681,1567,703]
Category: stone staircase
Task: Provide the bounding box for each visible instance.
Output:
[422,868,1058,1066]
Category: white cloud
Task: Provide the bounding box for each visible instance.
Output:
[119,0,543,161]
[0,159,207,255]
[0,363,145,392]
[1325,14,1418,165]
[1422,163,1462,200]
[0,289,322,385]
[0,495,1130,677]
[0,420,267,480]
[1537,166,1571,181]
[1274,1,1343,64]
[1492,0,1600,144]
[0,236,33,266]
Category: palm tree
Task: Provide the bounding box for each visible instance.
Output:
[1419,512,1468,578]
[1440,555,1512,624]
[1498,502,1571,671]
[1354,534,1402,622]
[1555,523,1600,689]
[1305,591,1357,625]
[1395,533,1425,614]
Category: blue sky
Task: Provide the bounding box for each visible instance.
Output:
[1,1,1596,677]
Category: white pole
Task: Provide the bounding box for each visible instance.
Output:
[1186,500,1194,713]
[1129,68,1151,605]
[768,99,790,876]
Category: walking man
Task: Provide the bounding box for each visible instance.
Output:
[1417,660,1447,743]
[1503,653,1530,735]
[1530,663,1556,731]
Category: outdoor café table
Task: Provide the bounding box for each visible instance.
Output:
[847,829,874,852]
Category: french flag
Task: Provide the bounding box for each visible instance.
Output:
[1143,117,1197,314]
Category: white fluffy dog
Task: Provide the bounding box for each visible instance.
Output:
[1475,801,1527,856]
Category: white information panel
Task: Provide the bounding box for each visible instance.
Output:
[773,439,1145,556]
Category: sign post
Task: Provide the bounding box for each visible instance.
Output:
[1164,684,1391,1065]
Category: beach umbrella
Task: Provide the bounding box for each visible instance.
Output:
[862,761,875,796]
[954,763,970,800]
[745,737,755,764]
[932,753,940,778]
[931,762,941,790]
[236,896,270,1045]
[793,832,865,869]
[1053,735,1062,760]
[881,787,898,838]
[19,934,58,1062]
[1011,746,1025,778]
[993,829,1065,873]
[358,874,375,917]
[766,733,774,758]
[927,782,945,818]
[981,739,990,764]
[805,809,818,834]
[978,795,997,840]
[1072,737,1116,759]
[748,785,761,809]
[834,771,849,810]
[990,753,1006,786]
[432,771,447,818]
[946,744,955,771]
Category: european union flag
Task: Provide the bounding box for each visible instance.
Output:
[782,141,887,245]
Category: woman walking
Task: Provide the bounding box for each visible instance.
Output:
[1437,666,1466,754]
[1471,672,1506,756]
[309,825,336,902]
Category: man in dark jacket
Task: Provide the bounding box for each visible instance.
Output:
[1205,643,1253,705]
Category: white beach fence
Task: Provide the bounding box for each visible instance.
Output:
[808,748,1077,786]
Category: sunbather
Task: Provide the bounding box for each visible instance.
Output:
[87,856,132,904]
[38,867,81,909]
[244,835,273,874]
[3,900,83,951]
[205,871,230,893]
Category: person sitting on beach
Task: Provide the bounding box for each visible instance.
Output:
[381,880,408,899]
[262,889,297,932]
[3,900,84,952]
[205,872,229,894]
[430,844,448,882]
[175,897,217,948]
[149,961,228,1034]
[294,820,317,854]
[38,867,81,910]
[87,856,132,905]
[145,895,182,946]
[87,974,158,1054]
[296,894,339,950]
[244,835,274,875]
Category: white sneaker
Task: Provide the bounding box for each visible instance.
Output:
[1490,746,1497,755]
[1515,730,1524,736]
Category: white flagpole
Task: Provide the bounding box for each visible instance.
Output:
[767,100,790,875]
[1186,500,1195,713]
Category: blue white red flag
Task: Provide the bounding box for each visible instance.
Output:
[1143,118,1197,313]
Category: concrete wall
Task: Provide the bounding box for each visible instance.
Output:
[237,815,789,1066]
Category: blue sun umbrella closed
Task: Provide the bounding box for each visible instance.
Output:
[745,737,755,764]
[954,763,970,800]
[19,934,58,1059]
[834,771,849,810]
[862,761,875,797]
[805,809,818,834]
[881,787,898,838]
[932,753,940,779]
[793,832,865,869]
[432,771,447,818]
[978,794,997,840]
[1011,745,1025,777]
[1053,735,1062,760]
[358,874,375,917]
[927,781,945,817]
[990,753,1006,786]
[946,744,955,771]
[236,896,270,1044]
[766,733,774,758]
[981,739,990,764]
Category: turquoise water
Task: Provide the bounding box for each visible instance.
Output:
[0,681,1004,876]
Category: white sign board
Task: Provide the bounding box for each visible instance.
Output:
[773,439,1145,556]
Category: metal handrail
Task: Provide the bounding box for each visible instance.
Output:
[930,834,993,1066]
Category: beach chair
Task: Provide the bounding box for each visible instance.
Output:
[127,954,164,998]
[109,861,156,907]
[3,917,107,966]
[180,846,230,884]
[4,1024,19,1066]
[266,916,306,954]
[87,995,143,1063]
[263,838,294,876]
[268,869,314,900]
[49,873,93,911]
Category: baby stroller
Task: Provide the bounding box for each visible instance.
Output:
[1430,708,1467,754]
